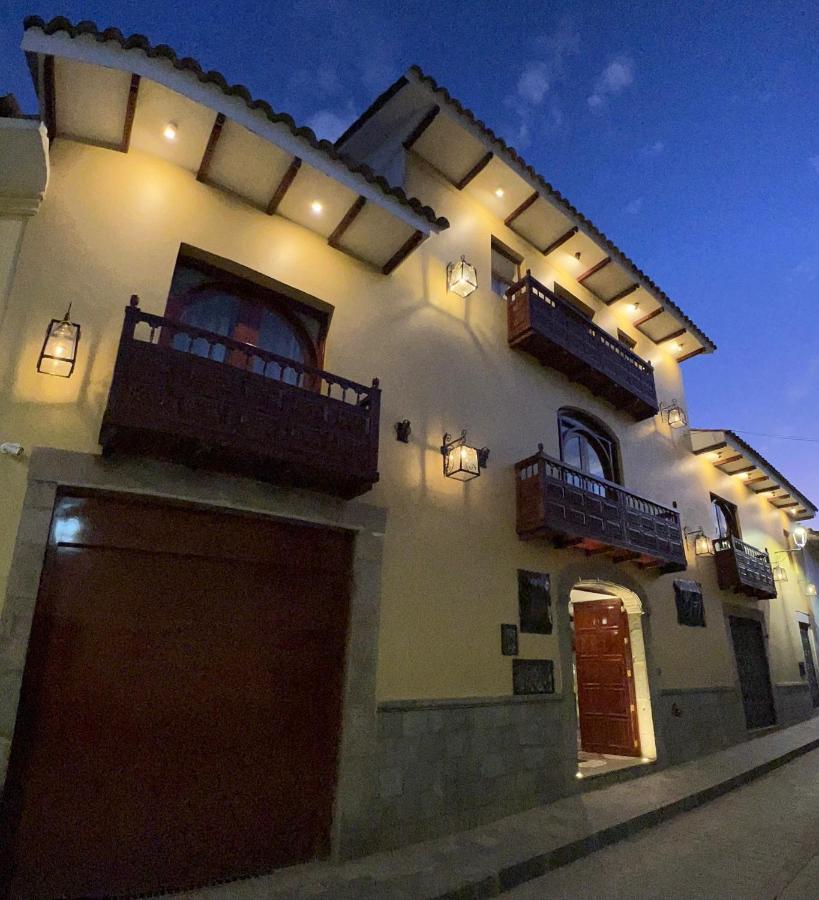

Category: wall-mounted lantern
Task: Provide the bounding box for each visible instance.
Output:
[792,525,808,550]
[772,561,788,583]
[660,400,687,429]
[446,256,478,298]
[37,305,80,377]
[807,582,817,597]
[684,527,713,557]
[394,420,412,443]
[441,430,489,481]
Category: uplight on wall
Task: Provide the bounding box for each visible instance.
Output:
[660,399,687,429]
[446,256,478,298]
[792,525,808,550]
[163,122,178,141]
[807,582,818,597]
[441,430,489,481]
[37,305,80,377]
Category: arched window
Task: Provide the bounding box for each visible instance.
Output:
[558,409,620,484]
[165,257,327,386]
[712,494,741,539]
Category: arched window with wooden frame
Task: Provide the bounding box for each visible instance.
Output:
[164,255,328,387]
[558,408,621,485]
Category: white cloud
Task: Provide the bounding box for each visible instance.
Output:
[641,140,665,157]
[307,108,353,142]
[518,64,551,104]
[588,55,635,109]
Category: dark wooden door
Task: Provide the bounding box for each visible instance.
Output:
[0,493,353,899]
[574,599,640,757]
[729,615,776,730]
[799,622,819,707]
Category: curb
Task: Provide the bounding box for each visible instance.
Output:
[434,734,819,899]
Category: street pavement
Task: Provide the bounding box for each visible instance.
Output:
[507,747,819,899]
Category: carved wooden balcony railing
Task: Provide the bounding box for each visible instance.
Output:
[713,535,777,600]
[515,445,686,571]
[507,273,659,421]
[99,299,381,498]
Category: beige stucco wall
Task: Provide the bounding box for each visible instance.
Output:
[0,138,810,704]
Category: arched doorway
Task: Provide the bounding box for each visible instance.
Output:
[570,580,657,778]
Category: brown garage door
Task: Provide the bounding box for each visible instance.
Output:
[0,493,353,898]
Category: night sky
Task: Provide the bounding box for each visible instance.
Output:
[2,0,818,523]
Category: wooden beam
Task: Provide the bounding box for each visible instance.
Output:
[578,256,611,284]
[42,54,56,142]
[119,74,140,153]
[542,227,578,257]
[753,486,781,494]
[197,112,226,182]
[612,550,641,564]
[403,105,440,151]
[677,346,708,363]
[505,191,539,227]
[382,230,424,275]
[328,196,367,249]
[266,157,302,215]
[657,327,687,344]
[691,440,727,456]
[714,454,744,468]
[605,283,639,306]
[455,151,493,190]
[634,307,664,328]
[775,501,799,508]
[746,475,770,485]
[731,464,757,474]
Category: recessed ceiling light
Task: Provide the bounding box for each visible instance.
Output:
[627,301,640,313]
[675,342,685,352]
[739,471,749,479]
[310,200,323,214]
[163,122,178,141]
[495,187,505,198]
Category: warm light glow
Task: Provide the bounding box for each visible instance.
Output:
[675,342,685,352]
[163,122,178,141]
[661,400,686,429]
[627,302,640,313]
[446,256,478,298]
[807,583,817,597]
[310,200,323,214]
[694,533,711,557]
[793,525,808,549]
[495,187,505,197]
[37,314,80,378]
[772,562,788,583]
[445,443,480,480]
[738,471,749,479]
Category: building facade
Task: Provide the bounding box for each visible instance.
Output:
[0,16,816,898]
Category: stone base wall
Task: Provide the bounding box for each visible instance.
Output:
[658,687,746,765]
[370,695,575,851]
[774,683,814,728]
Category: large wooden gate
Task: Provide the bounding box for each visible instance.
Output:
[574,598,641,757]
[729,615,776,730]
[0,493,353,898]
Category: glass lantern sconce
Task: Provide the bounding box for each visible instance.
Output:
[792,525,808,550]
[441,430,489,481]
[446,256,478,298]
[37,304,81,377]
[684,527,713,557]
[807,582,818,597]
[772,560,788,583]
[660,399,687,429]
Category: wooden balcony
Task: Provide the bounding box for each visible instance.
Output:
[507,273,658,421]
[713,535,777,600]
[99,300,381,499]
[515,446,686,572]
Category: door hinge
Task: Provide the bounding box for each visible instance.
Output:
[627,669,632,678]
[624,636,629,645]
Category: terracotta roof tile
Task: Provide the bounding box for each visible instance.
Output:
[22,16,449,230]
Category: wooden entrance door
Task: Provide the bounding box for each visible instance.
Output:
[574,598,640,757]
[799,622,819,707]
[0,493,354,898]
[728,615,776,730]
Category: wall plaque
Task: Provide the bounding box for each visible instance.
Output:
[518,570,552,634]
[501,623,518,656]
[513,659,555,695]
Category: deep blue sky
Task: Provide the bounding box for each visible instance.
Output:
[2,1,818,523]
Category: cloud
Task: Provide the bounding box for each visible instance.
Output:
[641,140,665,157]
[588,55,635,109]
[625,197,643,215]
[810,156,819,177]
[504,17,580,145]
[307,105,355,142]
